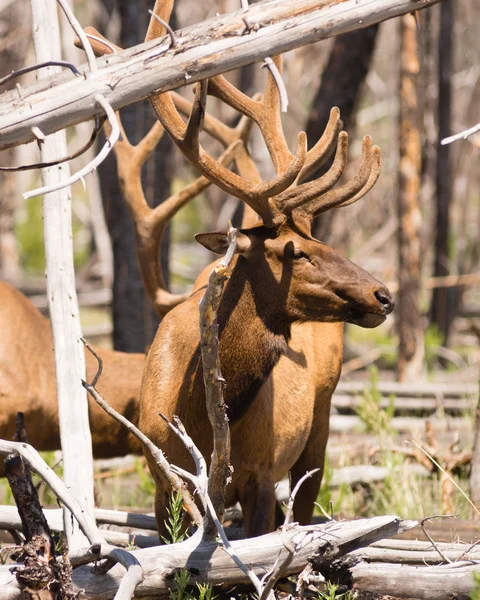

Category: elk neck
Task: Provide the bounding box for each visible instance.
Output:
[194,253,293,424]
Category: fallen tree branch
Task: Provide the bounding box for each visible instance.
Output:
[0,0,443,150]
[0,516,416,599]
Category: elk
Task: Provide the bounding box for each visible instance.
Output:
[0,281,144,471]
[82,9,394,538]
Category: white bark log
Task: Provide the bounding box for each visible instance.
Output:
[30,0,94,552]
[350,561,478,599]
[0,516,415,599]
[1,0,442,150]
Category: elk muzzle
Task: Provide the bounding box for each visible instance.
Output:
[347,283,394,328]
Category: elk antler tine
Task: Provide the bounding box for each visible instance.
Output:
[254,130,307,199]
[208,75,262,122]
[183,80,208,151]
[134,121,165,165]
[298,107,343,183]
[309,135,375,217]
[277,131,349,213]
[262,55,294,173]
[338,145,381,209]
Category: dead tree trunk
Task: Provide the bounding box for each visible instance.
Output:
[430,0,454,344]
[30,0,94,551]
[305,25,379,244]
[97,0,175,352]
[396,12,424,381]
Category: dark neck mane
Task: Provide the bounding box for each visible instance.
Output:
[214,259,290,422]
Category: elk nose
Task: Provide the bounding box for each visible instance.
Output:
[374,288,395,314]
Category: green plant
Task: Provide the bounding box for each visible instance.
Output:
[162,490,187,545]
[317,581,355,599]
[470,570,480,600]
[355,365,396,436]
[168,570,217,600]
[169,569,192,600]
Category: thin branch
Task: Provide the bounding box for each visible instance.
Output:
[198,225,238,539]
[0,118,104,171]
[23,94,118,199]
[262,57,288,112]
[56,0,96,73]
[420,514,457,564]
[161,414,265,598]
[81,339,202,526]
[259,470,321,600]
[85,33,118,55]
[441,122,480,145]
[147,10,177,48]
[0,61,80,87]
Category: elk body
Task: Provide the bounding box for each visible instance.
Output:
[83,12,394,538]
[0,281,143,471]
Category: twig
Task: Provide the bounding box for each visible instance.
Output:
[148,10,177,47]
[0,119,104,171]
[56,0,96,73]
[162,414,265,598]
[198,225,237,539]
[420,514,457,564]
[441,122,480,145]
[262,57,288,112]
[0,61,80,87]
[259,470,321,600]
[85,33,118,55]
[23,95,118,199]
[81,339,202,526]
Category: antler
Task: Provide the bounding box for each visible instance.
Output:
[76,26,257,314]
[81,2,381,241]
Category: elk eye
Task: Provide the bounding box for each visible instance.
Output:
[293,249,311,261]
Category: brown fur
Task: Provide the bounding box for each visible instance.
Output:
[0,282,144,475]
[139,225,393,537]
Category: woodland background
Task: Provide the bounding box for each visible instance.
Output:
[1,0,480,541]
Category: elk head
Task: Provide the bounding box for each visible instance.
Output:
[83,7,393,330]
[136,2,394,331]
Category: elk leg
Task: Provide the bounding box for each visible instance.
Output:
[290,395,331,524]
[237,470,276,537]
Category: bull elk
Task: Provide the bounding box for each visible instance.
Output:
[80,4,394,538]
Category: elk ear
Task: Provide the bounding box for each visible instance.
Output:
[195,231,252,254]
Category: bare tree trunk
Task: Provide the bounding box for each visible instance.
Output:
[97,0,175,352]
[30,0,94,552]
[430,0,454,344]
[396,13,424,381]
[305,25,379,243]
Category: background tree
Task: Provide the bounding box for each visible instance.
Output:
[396,13,424,381]
[96,0,176,352]
[430,1,454,345]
